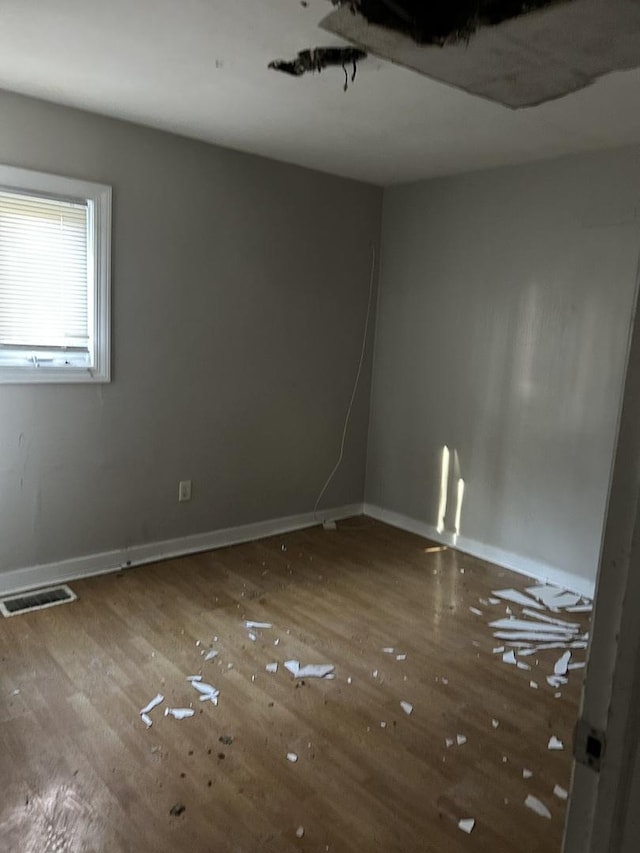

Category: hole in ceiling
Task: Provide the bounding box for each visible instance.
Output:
[329,0,570,46]
[268,47,367,91]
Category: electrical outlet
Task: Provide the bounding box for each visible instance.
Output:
[178,480,192,502]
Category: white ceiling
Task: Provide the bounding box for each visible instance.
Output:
[1,0,640,186]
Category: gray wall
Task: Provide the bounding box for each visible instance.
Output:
[0,90,382,576]
[366,147,640,585]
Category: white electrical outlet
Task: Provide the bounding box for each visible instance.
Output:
[178,480,192,502]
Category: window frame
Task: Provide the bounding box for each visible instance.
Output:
[0,164,111,384]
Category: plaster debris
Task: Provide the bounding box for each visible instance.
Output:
[274,638,280,646]
[396,654,407,661]
[530,681,539,689]
[187,675,202,682]
[523,768,533,779]
[492,719,500,728]
[248,632,257,642]
[548,736,564,751]
[521,609,580,630]
[554,785,569,800]
[380,721,387,728]
[296,826,305,839]
[245,621,272,629]
[347,677,352,684]
[458,818,475,834]
[490,618,577,634]
[11,689,20,696]
[470,607,483,616]
[493,646,505,654]
[401,701,413,715]
[492,589,543,609]
[517,662,531,671]
[568,662,586,671]
[287,752,298,763]
[204,650,219,662]
[382,647,395,654]
[525,794,552,819]
[502,650,517,665]
[372,669,379,678]
[284,660,335,679]
[140,694,164,715]
[164,708,195,720]
[489,597,501,605]
[446,738,455,748]
[456,734,467,746]
[526,586,580,610]
[494,632,576,643]
[567,604,593,613]
[554,651,572,676]
[266,662,278,673]
[547,675,568,688]
[191,681,220,705]
[141,713,153,728]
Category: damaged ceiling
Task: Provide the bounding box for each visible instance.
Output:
[1,0,640,184]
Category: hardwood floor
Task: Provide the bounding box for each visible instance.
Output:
[0,518,590,853]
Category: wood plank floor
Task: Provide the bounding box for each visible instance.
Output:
[0,518,590,853]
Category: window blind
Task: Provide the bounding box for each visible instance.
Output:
[0,189,90,352]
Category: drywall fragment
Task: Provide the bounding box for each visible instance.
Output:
[401,701,413,715]
[522,609,581,630]
[396,654,407,661]
[287,752,298,763]
[489,597,501,605]
[568,662,586,671]
[506,607,513,615]
[187,675,202,682]
[274,638,280,646]
[492,589,544,609]
[248,632,257,642]
[192,681,218,696]
[284,660,335,679]
[548,736,564,751]
[458,818,475,834]
[566,604,593,613]
[526,586,580,610]
[456,734,467,746]
[380,721,387,728]
[523,769,533,779]
[296,826,305,838]
[493,646,505,654]
[469,607,483,616]
[494,632,575,642]
[372,669,379,678]
[164,708,195,720]
[503,650,517,665]
[347,676,352,684]
[382,647,394,654]
[554,651,572,676]
[492,719,500,729]
[554,785,569,800]
[490,619,577,634]
[140,694,164,715]
[245,621,272,629]
[141,713,153,728]
[266,662,278,673]
[441,677,449,685]
[547,675,569,688]
[517,662,531,671]
[446,738,455,748]
[204,650,219,661]
[530,681,539,689]
[525,794,552,819]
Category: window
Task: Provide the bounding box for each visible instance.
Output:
[0,164,111,383]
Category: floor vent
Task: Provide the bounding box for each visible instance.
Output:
[0,584,77,617]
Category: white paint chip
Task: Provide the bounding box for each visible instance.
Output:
[548,736,564,751]
[245,621,272,629]
[525,794,552,819]
[523,768,533,779]
[164,707,195,720]
[187,675,202,682]
[554,785,569,801]
[284,660,335,679]
[493,646,505,654]
[296,826,304,839]
[502,650,517,665]
[530,681,539,689]
[554,651,572,676]
[469,607,483,616]
[382,647,394,654]
[517,662,531,671]
[380,721,387,728]
[547,675,569,688]
[266,662,278,673]
[248,632,257,642]
[458,818,475,834]
[401,701,413,715]
[492,719,500,728]
[456,734,467,746]
[568,662,586,671]
[492,589,544,609]
[372,669,379,679]
[141,713,153,728]
[204,650,219,661]
[287,752,298,763]
[140,694,164,715]
[396,654,407,661]
[489,597,501,605]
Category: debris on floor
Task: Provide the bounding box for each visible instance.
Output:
[204,649,218,661]
[245,621,272,629]
[265,662,278,673]
[296,826,305,838]
[554,785,569,800]
[548,736,564,751]
[287,752,298,763]
[458,818,475,834]
[164,708,195,720]
[525,794,552,819]
[285,660,335,679]
[140,713,153,728]
[400,701,413,715]
[191,681,220,705]
[140,693,164,715]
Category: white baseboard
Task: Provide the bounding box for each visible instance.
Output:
[364,503,596,600]
[0,503,364,597]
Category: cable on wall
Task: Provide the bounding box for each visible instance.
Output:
[313,242,377,523]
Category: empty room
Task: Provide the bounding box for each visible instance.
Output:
[1,2,640,852]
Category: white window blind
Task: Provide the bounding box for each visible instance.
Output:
[0,189,90,355]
